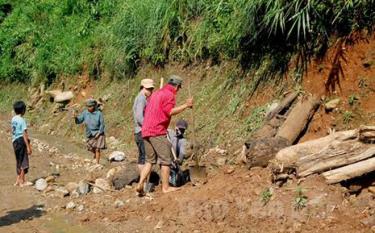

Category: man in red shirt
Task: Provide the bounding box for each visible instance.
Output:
[137,75,193,194]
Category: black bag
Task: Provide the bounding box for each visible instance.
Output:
[169,163,190,187]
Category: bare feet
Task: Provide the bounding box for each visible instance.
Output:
[162,186,181,193]
[136,184,145,197]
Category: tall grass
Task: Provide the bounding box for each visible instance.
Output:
[0,0,374,83]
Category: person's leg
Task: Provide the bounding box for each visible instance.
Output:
[19,169,25,185]
[151,136,180,193]
[137,162,152,192]
[136,133,146,173]
[161,165,180,193]
[95,149,100,164]
[136,138,156,194]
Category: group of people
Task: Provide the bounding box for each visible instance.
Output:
[11,75,192,195]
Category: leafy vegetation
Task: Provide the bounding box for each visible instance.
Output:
[0,0,374,83]
[343,110,354,124]
[261,188,273,206]
[294,186,308,210]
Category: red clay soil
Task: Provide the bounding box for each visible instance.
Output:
[82,167,373,233]
[300,34,375,141]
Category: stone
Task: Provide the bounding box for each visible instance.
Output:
[66,201,76,210]
[114,199,125,208]
[325,98,340,111]
[65,182,78,193]
[108,151,125,162]
[154,220,163,230]
[56,187,70,198]
[77,205,84,212]
[54,91,74,103]
[361,215,375,227]
[71,190,80,199]
[368,186,375,194]
[78,180,90,195]
[93,178,112,194]
[111,164,140,190]
[45,176,55,183]
[35,178,48,191]
[216,157,227,166]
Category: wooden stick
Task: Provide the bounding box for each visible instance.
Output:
[160,77,164,89]
[188,77,198,166]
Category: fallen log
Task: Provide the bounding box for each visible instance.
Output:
[297,143,375,177]
[322,156,375,184]
[359,126,375,143]
[273,130,358,168]
[265,92,298,120]
[276,95,320,144]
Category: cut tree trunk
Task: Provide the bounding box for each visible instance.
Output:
[276,95,320,144]
[322,156,375,184]
[297,143,375,177]
[359,126,375,143]
[265,92,299,120]
[273,130,358,168]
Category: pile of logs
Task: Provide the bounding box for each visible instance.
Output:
[272,126,375,184]
[240,92,320,167]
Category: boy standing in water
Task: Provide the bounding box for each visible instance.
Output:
[74,99,106,164]
[11,101,33,187]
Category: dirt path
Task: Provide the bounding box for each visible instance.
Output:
[0,119,102,233]
[0,116,373,233]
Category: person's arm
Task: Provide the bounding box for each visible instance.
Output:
[74,111,85,124]
[97,112,105,137]
[169,98,193,116]
[22,120,32,155]
[135,98,146,126]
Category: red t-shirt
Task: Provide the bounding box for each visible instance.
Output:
[142,84,176,138]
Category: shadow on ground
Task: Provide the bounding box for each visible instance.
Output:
[0,204,45,227]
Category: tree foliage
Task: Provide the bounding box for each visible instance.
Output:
[0,0,374,83]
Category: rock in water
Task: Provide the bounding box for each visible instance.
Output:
[35,178,48,191]
[111,163,139,190]
[108,151,125,162]
[93,178,112,194]
[78,180,90,195]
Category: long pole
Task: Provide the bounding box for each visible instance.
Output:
[188,77,199,166]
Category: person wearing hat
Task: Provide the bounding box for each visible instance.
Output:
[137,75,193,195]
[132,79,155,173]
[74,99,106,164]
[167,119,189,165]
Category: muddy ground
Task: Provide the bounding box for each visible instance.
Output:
[0,117,374,233]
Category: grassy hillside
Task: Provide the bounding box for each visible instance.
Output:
[0,0,374,84]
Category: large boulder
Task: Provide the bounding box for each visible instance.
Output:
[54,91,74,103]
[111,163,139,190]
